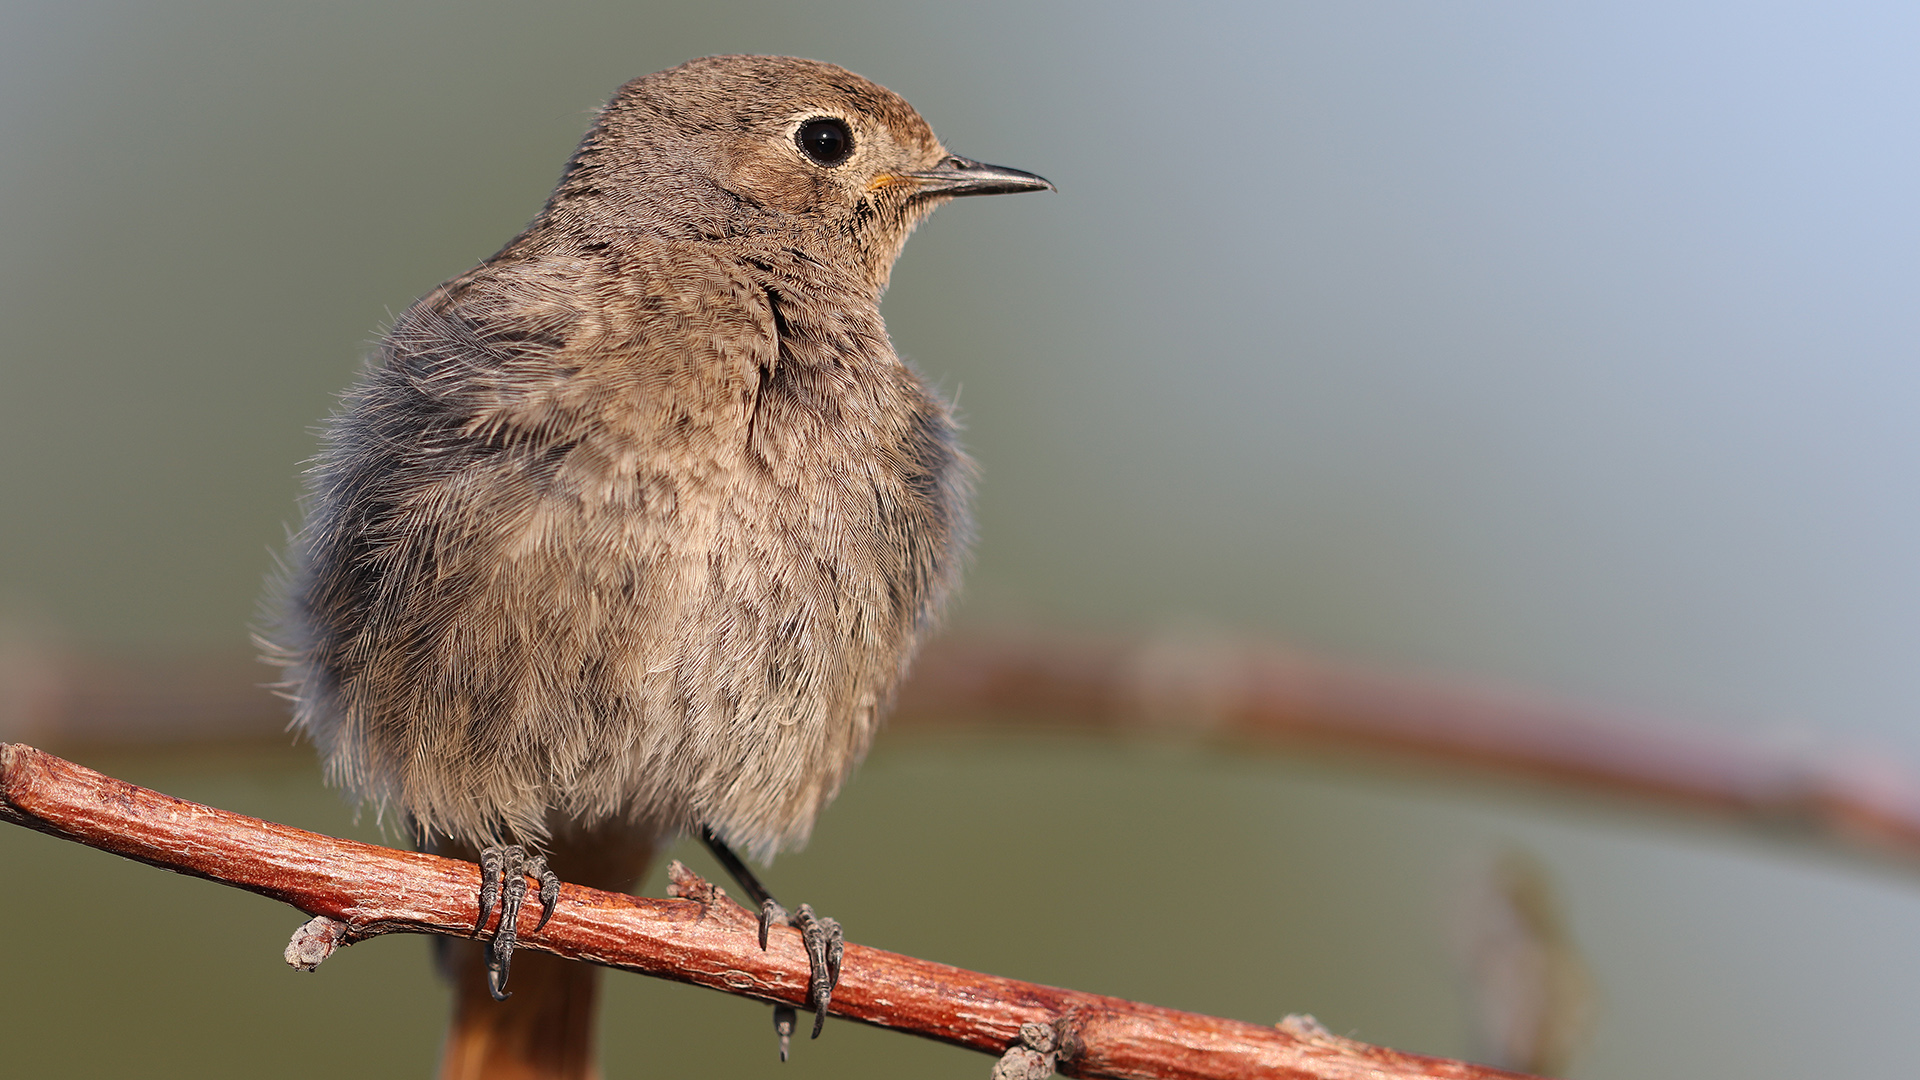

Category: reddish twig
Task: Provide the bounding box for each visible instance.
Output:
[898,634,1920,862]
[0,742,1531,1080]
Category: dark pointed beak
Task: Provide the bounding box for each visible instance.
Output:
[904,154,1055,197]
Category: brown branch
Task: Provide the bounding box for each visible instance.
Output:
[897,633,1920,863]
[0,742,1531,1080]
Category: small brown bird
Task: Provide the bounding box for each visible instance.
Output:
[271,55,1049,1078]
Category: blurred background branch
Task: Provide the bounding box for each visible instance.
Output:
[900,633,1920,866]
[10,629,1920,873]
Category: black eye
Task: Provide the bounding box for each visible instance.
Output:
[795,117,854,167]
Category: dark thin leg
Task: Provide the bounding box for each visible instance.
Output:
[701,826,776,909]
[700,827,844,1048]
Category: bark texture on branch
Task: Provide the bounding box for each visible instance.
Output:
[0,742,1532,1080]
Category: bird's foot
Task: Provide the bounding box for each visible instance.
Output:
[757,898,844,1040]
[699,827,842,1054]
[475,844,561,1000]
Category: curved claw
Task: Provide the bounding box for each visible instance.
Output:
[824,918,844,995]
[529,854,561,932]
[486,955,514,1001]
[757,898,787,952]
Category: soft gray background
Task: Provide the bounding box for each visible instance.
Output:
[2,2,1918,1077]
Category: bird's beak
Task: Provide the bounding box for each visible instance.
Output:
[902,155,1054,198]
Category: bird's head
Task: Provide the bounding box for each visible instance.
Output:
[546,55,1052,291]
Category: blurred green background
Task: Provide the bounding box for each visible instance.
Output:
[4,2,1920,1077]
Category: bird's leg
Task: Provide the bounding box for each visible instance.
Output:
[701,827,845,1052]
[474,844,562,1001]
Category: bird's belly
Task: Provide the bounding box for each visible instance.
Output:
[424,439,918,855]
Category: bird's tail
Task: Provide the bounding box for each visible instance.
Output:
[436,826,659,1080]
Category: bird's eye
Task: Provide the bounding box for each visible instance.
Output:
[795,117,854,167]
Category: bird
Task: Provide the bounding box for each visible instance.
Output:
[269,54,1051,1078]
